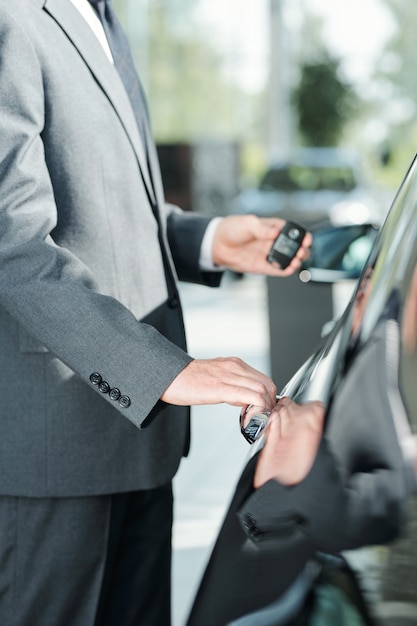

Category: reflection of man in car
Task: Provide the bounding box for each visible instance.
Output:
[253,397,325,489]
[402,263,417,354]
[351,266,374,338]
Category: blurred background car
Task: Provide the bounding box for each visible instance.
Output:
[228,147,382,227]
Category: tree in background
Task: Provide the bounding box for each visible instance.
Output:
[113,0,256,144]
[292,52,359,147]
[146,2,244,142]
[369,0,417,182]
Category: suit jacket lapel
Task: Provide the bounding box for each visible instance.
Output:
[43,0,156,205]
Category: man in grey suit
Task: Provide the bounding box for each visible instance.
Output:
[0,1,311,624]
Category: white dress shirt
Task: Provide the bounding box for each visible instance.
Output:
[69,0,113,62]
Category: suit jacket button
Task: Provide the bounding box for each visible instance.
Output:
[109,388,121,401]
[90,372,102,385]
[168,294,180,308]
[119,395,131,409]
[99,381,110,394]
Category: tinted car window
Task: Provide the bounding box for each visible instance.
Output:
[259,165,358,193]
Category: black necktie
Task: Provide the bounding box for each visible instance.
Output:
[88,0,148,143]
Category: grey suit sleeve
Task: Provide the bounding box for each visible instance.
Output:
[166,208,223,287]
[0,9,192,429]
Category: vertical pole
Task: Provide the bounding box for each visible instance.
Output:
[268,0,292,160]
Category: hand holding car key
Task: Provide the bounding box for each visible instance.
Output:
[240,397,282,444]
[241,396,325,489]
[267,221,307,269]
[240,410,270,444]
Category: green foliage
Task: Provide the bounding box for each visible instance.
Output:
[146,4,233,141]
[292,54,358,147]
[112,0,260,144]
[368,0,417,184]
[375,0,417,101]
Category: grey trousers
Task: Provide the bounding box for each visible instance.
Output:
[0,484,173,626]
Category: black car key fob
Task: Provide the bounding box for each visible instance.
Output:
[241,414,268,444]
[267,221,306,268]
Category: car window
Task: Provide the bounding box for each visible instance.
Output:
[259,164,358,193]
[259,167,298,192]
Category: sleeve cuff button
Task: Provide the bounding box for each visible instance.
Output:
[119,395,131,409]
[109,388,121,401]
[99,381,110,394]
[90,372,102,385]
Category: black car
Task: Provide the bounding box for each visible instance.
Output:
[186,154,417,625]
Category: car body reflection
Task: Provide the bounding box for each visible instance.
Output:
[186,154,417,626]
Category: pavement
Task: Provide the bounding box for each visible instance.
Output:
[171,273,272,626]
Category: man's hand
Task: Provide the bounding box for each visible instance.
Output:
[161,357,278,411]
[212,215,312,276]
[253,397,325,488]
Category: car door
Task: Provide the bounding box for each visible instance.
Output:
[186,155,417,626]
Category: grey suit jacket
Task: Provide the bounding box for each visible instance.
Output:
[0,0,221,497]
